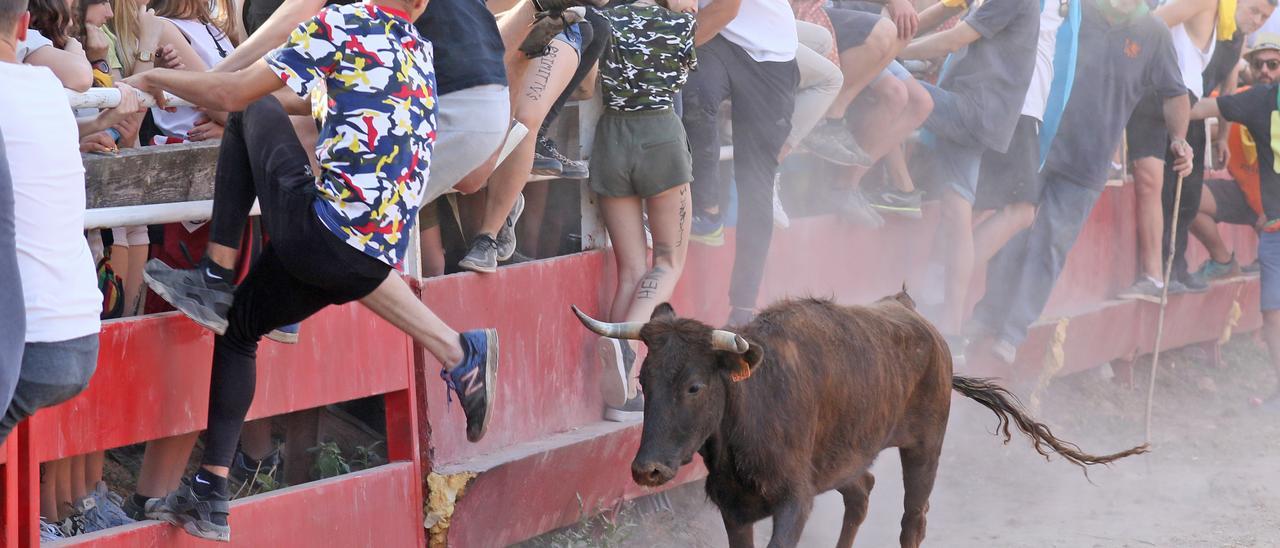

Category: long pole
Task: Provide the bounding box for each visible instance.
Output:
[1144,173,1186,443]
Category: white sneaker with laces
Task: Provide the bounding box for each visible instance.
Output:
[772,175,790,228]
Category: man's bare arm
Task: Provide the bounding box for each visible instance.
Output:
[900,20,981,60]
[214,0,327,72]
[125,60,284,112]
[916,2,966,35]
[1189,96,1221,120]
[695,0,742,46]
[1164,93,1194,176]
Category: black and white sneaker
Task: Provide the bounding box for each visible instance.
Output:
[459,235,500,274]
[532,150,563,176]
[537,136,588,179]
[142,259,235,335]
[495,193,526,262]
[145,479,231,542]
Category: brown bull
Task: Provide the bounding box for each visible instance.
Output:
[572,292,1147,548]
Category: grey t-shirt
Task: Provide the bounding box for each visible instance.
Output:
[937,0,1041,153]
[1043,4,1185,188]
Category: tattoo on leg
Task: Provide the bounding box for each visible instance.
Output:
[676,186,688,250]
[525,46,559,102]
[636,267,668,300]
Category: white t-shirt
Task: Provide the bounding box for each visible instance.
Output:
[698,0,798,62]
[0,62,102,343]
[1021,0,1064,120]
[16,28,53,62]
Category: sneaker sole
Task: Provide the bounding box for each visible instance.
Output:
[497,196,527,262]
[1116,292,1164,304]
[531,166,563,176]
[869,203,924,219]
[148,507,230,542]
[458,258,498,274]
[597,338,628,409]
[265,330,299,344]
[604,407,643,422]
[472,328,499,443]
[560,169,589,180]
[142,269,230,335]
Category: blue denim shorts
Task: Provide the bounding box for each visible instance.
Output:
[1260,231,1280,311]
[919,82,985,203]
[554,22,584,57]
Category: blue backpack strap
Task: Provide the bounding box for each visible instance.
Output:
[1039,0,1082,168]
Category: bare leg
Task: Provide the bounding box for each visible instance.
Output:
[477,40,579,239]
[972,202,1035,268]
[938,189,975,335]
[1189,189,1233,264]
[898,446,941,548]
[41,461,59,520]
[420,224,447,277]
[835,471,876,548]
[826,23,903,119]
[55,457,73,521]
[601,196,648,323]
[359,273,465,369]
[70,454,87,501]
[136,434,201,497]
[886,146,916,193]
[124,245,148,315]
[1133,157,1166,281]
[767,496,814,548]
[85,451,105,493]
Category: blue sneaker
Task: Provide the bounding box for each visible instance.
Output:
[266,323,300,344]
[691,214,724,246]
[441,329,499,442]
[1194,254,1237,282]
[89,481,135,528]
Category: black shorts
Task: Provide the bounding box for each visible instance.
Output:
[1206,178,1260,226]
[825,7,882,52]
[1126,93,1169,162]
[975,115,1043,210]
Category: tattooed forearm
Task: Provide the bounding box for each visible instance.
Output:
[636,266,668,300]
[525,45,559,102]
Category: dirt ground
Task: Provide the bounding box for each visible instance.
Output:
[526,336,1280,547]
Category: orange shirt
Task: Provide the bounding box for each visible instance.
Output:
[1227,122,1264,215]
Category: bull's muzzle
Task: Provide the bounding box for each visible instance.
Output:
[631,459,677,487]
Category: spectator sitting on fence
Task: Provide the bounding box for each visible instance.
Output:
[589,0,697,422]
[530,6,606,181]
[1189,76,1280,409]
[0,2,145,540]
[1189,33,1280,281]
[21,0,92,89]
[125,0,500,539]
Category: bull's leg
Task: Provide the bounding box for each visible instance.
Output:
[834,471,876,548]
[898,446,941,548]
[722,512,755,548]
[766,497,814,548]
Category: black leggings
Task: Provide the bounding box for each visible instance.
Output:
[202,97,390,469]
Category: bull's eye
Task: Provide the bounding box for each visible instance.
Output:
[687,383,704,395]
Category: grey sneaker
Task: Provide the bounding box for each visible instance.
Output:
[142,259,234,335]
[146,479,231,542]
[537,136,588,179]
[459,234,500,274]
[1117,278,1165,303]
[90,481,135,528]
[495,193,526,262]
[1170,275,1208,294]
[532,150,563,176]
[801,119,872,167]
[838,189,885,228]
[869,189,924,219]
[605,394,644,422]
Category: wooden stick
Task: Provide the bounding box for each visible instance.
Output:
[1144,173,1185,443]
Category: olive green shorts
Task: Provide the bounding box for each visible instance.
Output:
[588,108,693,198]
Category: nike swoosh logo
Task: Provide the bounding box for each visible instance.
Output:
[205,268,223,281]
[195,476,211,485]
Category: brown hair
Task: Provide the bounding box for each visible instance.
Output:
[27,0,72,49]
[151,0,237,45]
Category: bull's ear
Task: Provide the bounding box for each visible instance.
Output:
[723,340,765,382]
[651,303,676,321]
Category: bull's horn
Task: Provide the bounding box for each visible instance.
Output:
[571,305,644,340]
[711,330,749,354]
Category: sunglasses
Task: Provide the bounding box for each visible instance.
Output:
[1253,58,1280,72]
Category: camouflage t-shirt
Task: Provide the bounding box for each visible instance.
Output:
[600,3,696,112]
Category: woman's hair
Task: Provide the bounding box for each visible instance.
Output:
[108,0,142,74]
[74,0,110,44]
[28,0,74,49]
[151,0,238,45]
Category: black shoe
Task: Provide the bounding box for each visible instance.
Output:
[532,151,563,176]
[605,393,643,422]
[142,259,235,335]
[1170,275,1208,294]
[145,479,231,542]
[537,136,588,179]
[443,329,500,442]
[459,235,500,273]
[800,119,872,167]
[230,447,281,485]
[495,194,525,262]
[122,495,147,522]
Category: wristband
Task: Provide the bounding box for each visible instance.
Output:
[105,127,122,143]
[91,59,110,74]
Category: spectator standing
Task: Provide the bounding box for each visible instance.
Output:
[683,0,799,326]
[967,0,1192,367]
[591,0,697,421]
[897,0,1041,352]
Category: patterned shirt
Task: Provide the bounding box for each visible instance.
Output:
[265,2,437,268]
[600,4,696,112]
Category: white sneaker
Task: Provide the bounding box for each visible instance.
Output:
[597,337,628,408]
[772,175,791,228]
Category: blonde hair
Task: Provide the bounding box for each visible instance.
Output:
[109,0,143,75]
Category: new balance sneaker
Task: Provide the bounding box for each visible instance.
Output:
[800,119,872,167]
[495,193,526,262]
[89,481,135,528]
[443,329,499,442]
[143,259,235,335]
[266,323,300,344]
[532,150,563,176]
[1194,254,1238,282]
[537,136,588,179]
[691,214,725,246]
[459,234,500,273]
[838,189,885,228]
[597,338,630,409]
[146,479,231,542]
[772,175,790,229]
[1117,277,1165,303]
[869,189,924,219]
[605,393,644,422]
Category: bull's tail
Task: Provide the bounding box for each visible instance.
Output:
[951,376,1149,470]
